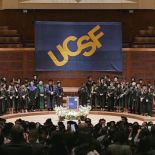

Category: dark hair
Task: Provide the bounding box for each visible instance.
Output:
[11,125,24,143]
[99,119,106,123]
[113,130,128,144]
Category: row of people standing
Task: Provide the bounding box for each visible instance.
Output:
[78,76,155,116]
[0,78,63,115]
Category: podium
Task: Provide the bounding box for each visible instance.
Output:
[67,96,79,109]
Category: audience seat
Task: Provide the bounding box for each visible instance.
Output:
[133,26,155,48]
[0,26,23,48]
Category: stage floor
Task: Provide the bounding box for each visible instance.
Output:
[1,111,155,126]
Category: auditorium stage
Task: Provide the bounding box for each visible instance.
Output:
[1,111,155,125]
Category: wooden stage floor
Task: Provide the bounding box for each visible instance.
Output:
[1,111,155,126]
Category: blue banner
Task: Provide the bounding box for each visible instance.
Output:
[35,21,122,71]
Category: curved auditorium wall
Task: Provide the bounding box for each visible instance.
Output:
[0,48,155,86]
[0,10,155,86]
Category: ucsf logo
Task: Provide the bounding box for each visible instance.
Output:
[48,25,104,66]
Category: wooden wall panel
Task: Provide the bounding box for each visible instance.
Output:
[0,48,155,86]
[0,10,155,45]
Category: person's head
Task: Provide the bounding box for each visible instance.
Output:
[57,122,65,132]
[117,83,121,88]
[110,82,114,87]
[92,82,96,87]
[100,78,104,84]
[110,121,115,127]
[142,85,147,91]
[28,129,39,144]
[142,122,147,127]
[121,116,128,123]
[73,142,101,155]
[21,84,26,89]
[36,122,41,128]
[114,76,118,82]
[131,81,136,87]
[24,79,28,84]
[85,118,92,126]
[44,118,53,126]
[57,81,61,87]
[136,83,141,89]
[131,77,136,82]
[67,121,78,133]
[99,119,106,126]
[139,79,143,84]
[30,81,34,86]
[15,83,20,88]
[33,75,37,80]
[139,127,150,138]
[132,122,140,131]
[1,77,7,84]
[2,83,6,89]
[87,76,92,82]
[39,80,43,85]
[11,125,24,143]
[104,75,109,80]
[48,79,53,85]
[87,150,100,155]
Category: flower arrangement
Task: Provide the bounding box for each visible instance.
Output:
[54,105,91,121]
[54,106,68,120]
[79,105,91,117]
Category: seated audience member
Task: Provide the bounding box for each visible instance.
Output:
[72,142,101,155]
[0,124,32,155]
[48,131,68,155]
[28,129,46,155]
[94,119,107,138]
[106,130,132,155]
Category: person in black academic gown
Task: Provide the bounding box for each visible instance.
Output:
[55,81,63,107]
[46,80,56,110]
[78,83,89,106]
[106,82,115,111]
[27,81,37,111]
[97,78,107,110]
